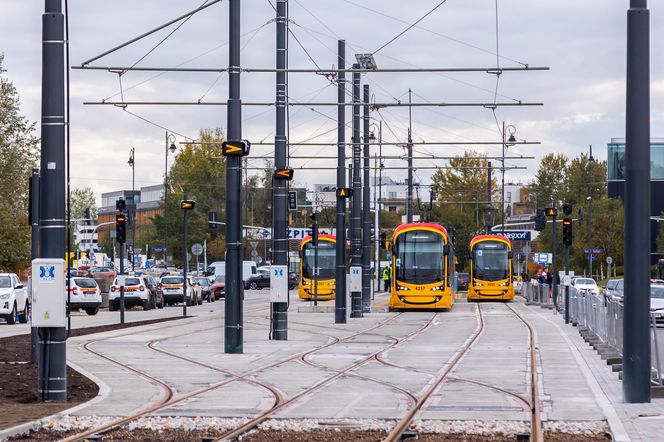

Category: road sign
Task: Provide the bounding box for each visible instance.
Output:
[191,243,203,256]
[274,168,294,180]
[584,248,603,254]
[607,256,613,265]
[249,240,259,250]
[499,230,532,241]
[222,140,250,157]
[336,187,352,198]
[256,256,263,265]
[180,200,195,210]
[545,207,558,217]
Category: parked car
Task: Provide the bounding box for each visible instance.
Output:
[89,267,117,284]
[159,276,197,306]
[67,277,102,315]
[206,260,258,285]
[143,275,164,309]
[651,284,664,323]
[604,279,621,300]
[252,266,297,290]
[196,277,214,302]
[76,265,92,277]
[210,275,226,299]
[246,267,271,290]
[109,276,155,311]
[188,277,203,305]
[457,272,469,291]
[571,277,599,296]
[0,273,29,325]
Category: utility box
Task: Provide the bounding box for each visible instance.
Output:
[349,266,362,292]
[31,258,66,328]
[270,265,289,303]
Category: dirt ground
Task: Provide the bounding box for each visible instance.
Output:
[0,316,185,431]
[8,429,614,441]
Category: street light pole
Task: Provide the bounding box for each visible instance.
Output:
[587,145,594,278]
[501,122,516,234]
[165,133,176,266]
[128,147,135,271]
[407,88,413,223]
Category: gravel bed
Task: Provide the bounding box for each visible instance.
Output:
[415,420,531,436]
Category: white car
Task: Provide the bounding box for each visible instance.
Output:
[109,276,154,311]
[650,284,664,322]
[68,277,102,316]
[159,276,197,306]
[0,273,30,325]
[572,277,599,296]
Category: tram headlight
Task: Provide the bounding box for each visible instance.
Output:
[431,285,445,291]
[473,282,483,287]
[330,281,335,286]
[396,284,409,291]
[499,282,510,286]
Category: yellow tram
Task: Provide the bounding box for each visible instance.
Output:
[298,234,336,300]
[389,222,455,310]
[467,234,514,301]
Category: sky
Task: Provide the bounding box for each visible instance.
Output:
[1,0,663,206]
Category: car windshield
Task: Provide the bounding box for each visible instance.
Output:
[395,230,445,285]
[472,241,509,281]
[0,276,11,288]
[651,285,664,299]
[124,278,141,286]
[214,275,225,283]
[576,278,596,285]
[92,268,112,273]
[197,278,210,286]
[74,278,97,288]
[162,277,183,284]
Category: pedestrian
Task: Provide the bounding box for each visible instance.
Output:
[382,267,390,292]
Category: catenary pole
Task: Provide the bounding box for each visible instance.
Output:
[271,0,288,340]
[486,162,492,233]
[38,0,67,402]
[350,66,362,318]
[623,0,651,403]
[335,40,347,324]
[407,88,414,223]
[551,210,558,309]
[362,84,371,313]
[225,0,244,353]
[30,169,40,364]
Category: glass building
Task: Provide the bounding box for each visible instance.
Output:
[608,138,664,262]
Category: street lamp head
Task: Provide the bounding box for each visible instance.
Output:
[168,134,177,154]
[369,131,376,142]
[128,148,135,166]
[507,133,517,143]
[505,124,517,145]
[587,195,592,201]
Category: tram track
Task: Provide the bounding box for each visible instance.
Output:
[60,310,405,442]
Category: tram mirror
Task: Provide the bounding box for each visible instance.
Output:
[508,251,513,259]
[443,245,450,256]
[467,253,472,260]
[298,250,302,258]
[391,244,397,256]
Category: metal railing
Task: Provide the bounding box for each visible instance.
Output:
[521,283,662,385]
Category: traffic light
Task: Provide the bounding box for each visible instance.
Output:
[379,231,387,250]
[180,200,195,210]
[274,168,294,180]
[221,140,251,157]
[562,203,572,216]
[310,212,319,246]
[544,207,558,217]
[288,191,297,210]
[562,217,573,246]
[84,207,91,220]
[534,208,546,231]
[116,213,127,244]
[116,198,126,212]
[146,245,152,260]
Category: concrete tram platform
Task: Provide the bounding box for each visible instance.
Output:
[6,292,664,441]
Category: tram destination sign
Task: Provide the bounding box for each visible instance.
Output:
[499,230,532,241]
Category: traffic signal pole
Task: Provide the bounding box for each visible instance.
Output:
[225,0,244,353]
[551,210,558,309]
[38,0,67,402]
[334,40,347,324]
[271,0,288,340]
[623,0,651,403]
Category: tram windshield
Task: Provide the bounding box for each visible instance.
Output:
[395,231,445,285]
[472,241,509,281]
[302,240,336,280]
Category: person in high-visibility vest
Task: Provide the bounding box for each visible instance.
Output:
[382,267,390,292]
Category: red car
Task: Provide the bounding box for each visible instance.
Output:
[210,275,225,299]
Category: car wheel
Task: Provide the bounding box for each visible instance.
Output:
[85,306,99,316]
[158,296,164,309]
[18,302,30,324]
[197,295,203,305]
[6,303,17,325]
[249,282,258,290]
[150,295,157,310]
[143,299,151,311]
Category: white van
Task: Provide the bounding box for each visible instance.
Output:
[206,261,258,284]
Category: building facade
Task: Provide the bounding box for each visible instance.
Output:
[608,137,664,261]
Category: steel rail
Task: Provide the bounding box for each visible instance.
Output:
[505,302,544,442]
[63,310,403,442]
[383,303,485,442]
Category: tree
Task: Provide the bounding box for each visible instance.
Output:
[144,128,227,265]
[563,153,607,208]
[527,153,568,209]
[0,56,39,272]
[67,187,98,252]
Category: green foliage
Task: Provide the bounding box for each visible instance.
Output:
[428,204,481,271]
[0,56,39,272]
[527,153,568,208]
